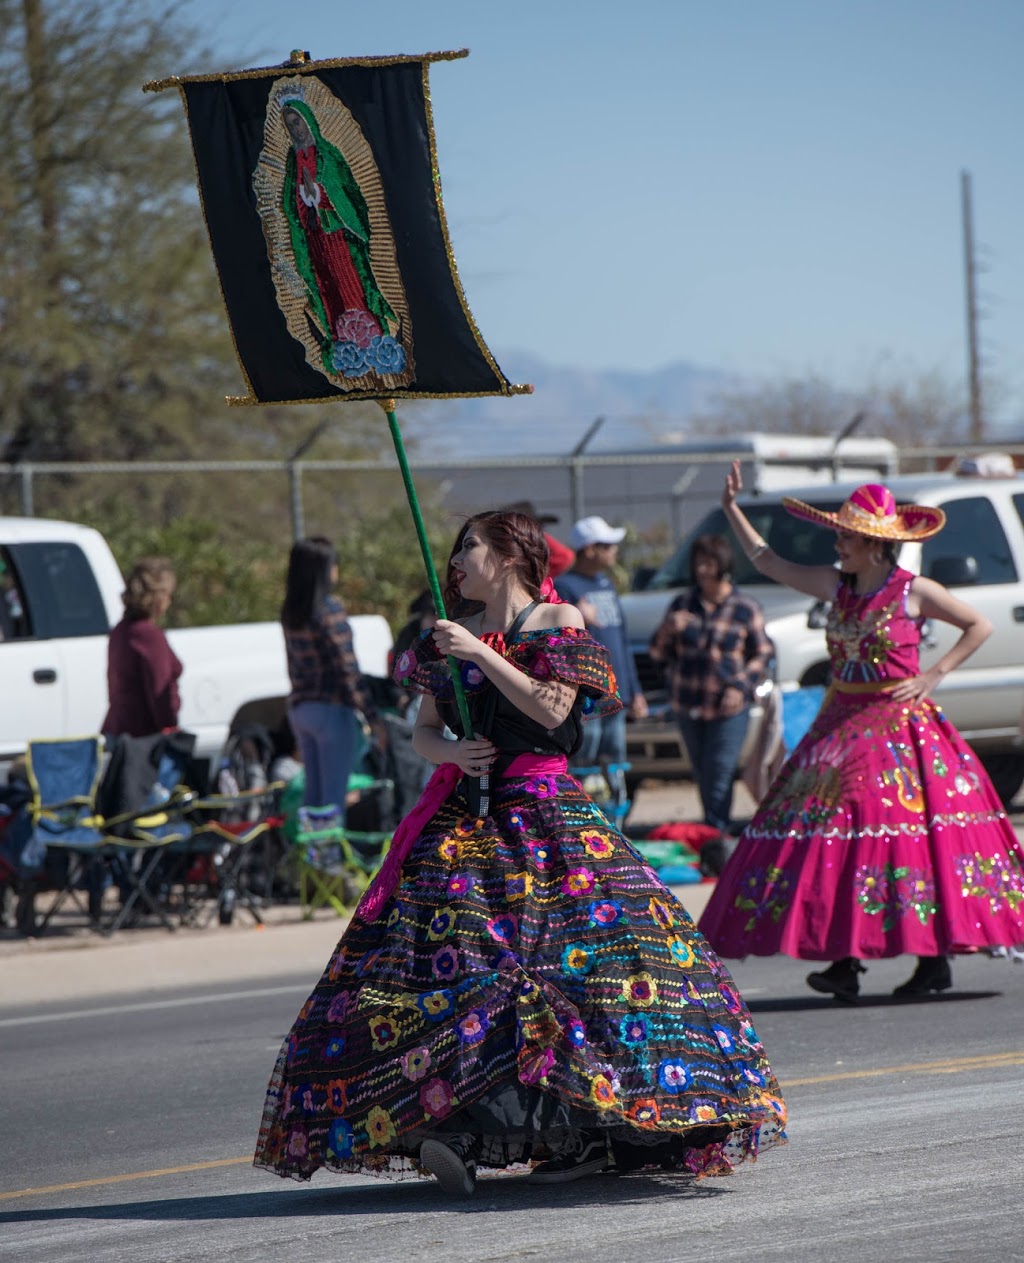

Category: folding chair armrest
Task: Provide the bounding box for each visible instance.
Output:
[192,780,286,812]
[296,830,347,847]
[102,785,198,832]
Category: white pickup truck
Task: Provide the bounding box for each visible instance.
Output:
[0,516,394,779]
[621,469,1024,805]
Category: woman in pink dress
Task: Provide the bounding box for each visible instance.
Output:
[698,462,1024,1000]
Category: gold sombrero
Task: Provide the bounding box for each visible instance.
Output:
[783,483,945,542]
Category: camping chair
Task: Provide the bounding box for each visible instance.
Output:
[573,760,633,833]
[272,748,394,918]
[91,728,282,929]
[24,736,192,935]
[174,779,285,928]
[291,803,391,919]
[278,769,392,919]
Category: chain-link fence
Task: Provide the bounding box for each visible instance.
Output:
[3,440,1022,559]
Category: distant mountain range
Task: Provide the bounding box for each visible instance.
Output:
[403,350,734,457]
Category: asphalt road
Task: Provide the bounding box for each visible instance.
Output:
[1,951,1022,1263]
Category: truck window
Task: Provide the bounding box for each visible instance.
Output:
[922,497,1017,586]
[649,502,846,589]
[0,547,30,640]
[5,542,110,640]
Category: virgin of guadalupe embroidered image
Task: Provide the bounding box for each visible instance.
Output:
[253,75,414,389]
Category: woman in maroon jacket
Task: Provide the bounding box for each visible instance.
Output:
[102,558,182,737]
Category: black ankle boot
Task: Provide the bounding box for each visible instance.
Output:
[893,954,952,997]
[806,956,866,1002]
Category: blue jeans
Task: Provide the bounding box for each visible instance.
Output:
[572,707,628,770]
[288,701,360,820]
[677,708,750,835]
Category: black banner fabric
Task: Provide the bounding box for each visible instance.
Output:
[171,59,515,404]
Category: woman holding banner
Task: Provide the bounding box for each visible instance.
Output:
[255,508,786,1197]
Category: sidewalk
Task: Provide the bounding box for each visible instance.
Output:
[0,779,718,1009]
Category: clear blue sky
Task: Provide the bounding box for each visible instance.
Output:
[176,0,1024,425]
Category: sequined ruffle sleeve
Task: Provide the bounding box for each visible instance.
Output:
[392,626,623,717]
[391,629,452,697]
[509,627,623,717]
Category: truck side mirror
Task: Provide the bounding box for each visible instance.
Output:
[927,555,979,587]
[631,566,658,592]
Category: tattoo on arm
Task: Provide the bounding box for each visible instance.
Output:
[533,678,576,723]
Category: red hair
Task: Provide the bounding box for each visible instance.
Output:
[443,511,549,614]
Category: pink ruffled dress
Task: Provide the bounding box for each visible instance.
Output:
[699,567,1024,960]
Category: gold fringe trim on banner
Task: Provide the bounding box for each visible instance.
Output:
[142,49,470,94]
[226,384,533,406]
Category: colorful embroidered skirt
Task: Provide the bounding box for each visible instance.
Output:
[255,771,786,1181]
[700,690,1024,960]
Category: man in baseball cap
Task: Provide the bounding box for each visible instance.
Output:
[567,515,626,550]
[556,516,647,779]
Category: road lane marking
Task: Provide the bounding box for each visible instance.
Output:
[2,1049,1021,1203]
[785,1050,1024,1086]
[0,1158,251,1201]
[0,984,306,1028]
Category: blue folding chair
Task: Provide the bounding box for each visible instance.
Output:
[25,736,193,934]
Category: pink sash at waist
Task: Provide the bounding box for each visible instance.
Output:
[354,753,569,922]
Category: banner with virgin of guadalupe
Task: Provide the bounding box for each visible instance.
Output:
[144,51,526,405]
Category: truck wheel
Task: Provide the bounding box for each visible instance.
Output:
[978,753,1024,809]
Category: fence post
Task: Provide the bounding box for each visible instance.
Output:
[20,465,35,517]
[289,462,305,541]
[670,467,698,543]
[570,456,585,523]
[568,416,605,524]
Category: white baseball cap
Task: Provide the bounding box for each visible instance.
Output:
[568,515,627,549]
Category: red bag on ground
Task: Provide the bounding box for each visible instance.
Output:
[644,822,720,851]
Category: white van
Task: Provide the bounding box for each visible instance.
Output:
[621,467,1024,804]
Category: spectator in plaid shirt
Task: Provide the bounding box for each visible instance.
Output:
[648,534,773,839]
[282,537,382,817]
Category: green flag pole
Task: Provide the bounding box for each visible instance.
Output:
[378,399,474,736]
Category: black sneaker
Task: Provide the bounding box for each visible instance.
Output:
[419,1134,479,1197]
[527,1134,610,1184]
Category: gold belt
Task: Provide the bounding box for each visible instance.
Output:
[831,679,901,694]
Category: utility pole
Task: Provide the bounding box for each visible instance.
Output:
[961,169,984,443]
